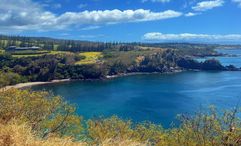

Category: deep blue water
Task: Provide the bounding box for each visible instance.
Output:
[32,48,241,128]
[197,49,241,67]
[32,71,241,127]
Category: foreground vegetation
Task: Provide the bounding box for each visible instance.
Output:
[0,89,240,146]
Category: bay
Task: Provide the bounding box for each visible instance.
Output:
[197,48,241,67]
[32,71,241,127]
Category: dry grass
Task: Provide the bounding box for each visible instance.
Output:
[76,52,103,65]
[0,121,85,146]
[2,89,239,146]
[11,50,74,58]
[49,51,74,55]
[0,121,145,146]
[101,139,146,146]
[0,50,4,54]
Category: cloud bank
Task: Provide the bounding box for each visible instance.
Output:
[143,32,241,41]
[0,0,182,31]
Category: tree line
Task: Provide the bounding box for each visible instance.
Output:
[1,48,240,88]
[0,34,138,52]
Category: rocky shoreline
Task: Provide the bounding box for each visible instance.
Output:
[1,66,241,91]
[0,70,184,91]
[106,70,183,79]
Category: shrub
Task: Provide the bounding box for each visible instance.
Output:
[0,89,240,146]
[0,89,83,139]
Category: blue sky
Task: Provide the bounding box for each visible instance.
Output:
[0,0,241,43]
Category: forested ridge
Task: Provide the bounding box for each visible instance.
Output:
[0,35,240,88]
[1,34,239,53]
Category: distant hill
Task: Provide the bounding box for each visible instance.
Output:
[1,34,240,52]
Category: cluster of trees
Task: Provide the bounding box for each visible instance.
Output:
[177,57,239,71]
[0,35,55,50]
[101,49,179,75]
[0,35,130,52]
[128,50,178,73]
[0,89,82,139]
[0,54,107,87]
[0,89,240,145]
[104,49,235,75]
[1,34,232,55]
[140,43,223,57]
[57,41,112,52]
[0,72,26,88]
[1,34,239,88]
[1,48,237,88]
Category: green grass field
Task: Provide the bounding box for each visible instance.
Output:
[75,52,103,65]
[13,54,46,58]
[8,50,103,64]
[49,51,73,55]
[0,49,5,54]
[11,50,48,58]
[10,50,74,58]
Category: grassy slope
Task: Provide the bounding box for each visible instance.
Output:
[0,49,4,54]
[10,50,73,58]
[0,121,86,146]
[0,121,144,146]
[75,52,103,65]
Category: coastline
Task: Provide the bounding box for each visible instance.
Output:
[0,70,184,91]
[106,70,183,79]
[2,68,241,91]
[0,79,71,92]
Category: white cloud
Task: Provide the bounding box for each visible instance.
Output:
[192,0,224,11]
[232,0,241,8]
[142,0,171,3]
[81,26,101,31]
[56,9,182,26]
[143,32,241,41]
[0,0,182,32]
[185,12,198,17]
[0,0,57,30]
